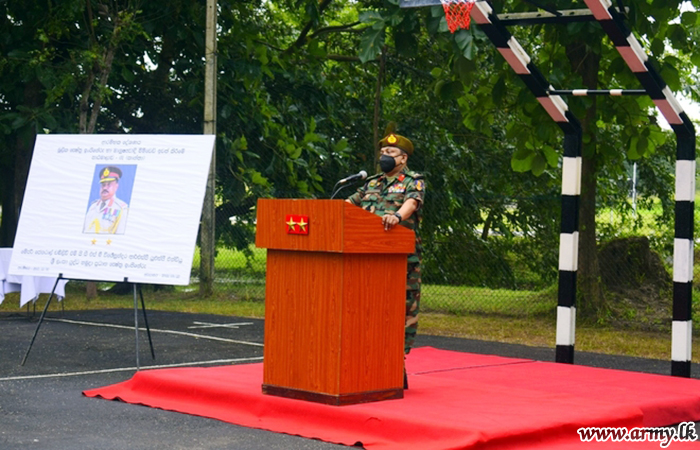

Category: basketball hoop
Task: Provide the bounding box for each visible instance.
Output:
[440,0,476,33]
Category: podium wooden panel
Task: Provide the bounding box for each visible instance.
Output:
[255,199,415,405]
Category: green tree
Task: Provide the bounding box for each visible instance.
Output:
[2,0,693,310]
[357,0,700,313]
[0,1,142,249]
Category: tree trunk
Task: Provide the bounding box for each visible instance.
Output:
[578,150,605,316]
[200,0,217,297]
[0,164,17,247]
[566,41,605,316]
[83,65,98,299]
[372,48,387,168]
[83,3,125,300]
[481,208,495,240]
[6,80,43,247]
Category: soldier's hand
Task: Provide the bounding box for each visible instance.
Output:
[382,213,400,231]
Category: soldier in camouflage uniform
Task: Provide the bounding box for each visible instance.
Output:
[347,132,425,362]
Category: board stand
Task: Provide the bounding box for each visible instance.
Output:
[21,276,155,369]
[132,282,156,370]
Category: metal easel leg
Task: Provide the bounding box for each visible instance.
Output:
[138,285,155,359]
[133,283,140,370]
[21,276,62,366]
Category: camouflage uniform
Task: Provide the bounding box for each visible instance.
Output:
[348,166,425,354]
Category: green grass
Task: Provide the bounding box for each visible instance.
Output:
[420,312,689,363]
[0,283,266,317]
[422,284,556,316]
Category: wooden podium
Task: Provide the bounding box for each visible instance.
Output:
[255,199,415,405]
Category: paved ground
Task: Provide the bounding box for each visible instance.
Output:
[0,308,697,449]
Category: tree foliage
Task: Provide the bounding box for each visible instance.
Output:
[1,0,698,302]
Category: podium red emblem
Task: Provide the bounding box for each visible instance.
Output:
[285,215,309,235]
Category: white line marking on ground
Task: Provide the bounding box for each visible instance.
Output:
[0,356,264,382]
[45,318,264,347]
[187,321,254,329]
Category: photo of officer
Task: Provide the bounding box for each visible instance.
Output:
[83,166,130,234]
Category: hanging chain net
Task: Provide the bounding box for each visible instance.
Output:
[441,0,476,33]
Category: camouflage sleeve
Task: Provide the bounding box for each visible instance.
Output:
[347,186,364,206]
[405,176,425,209]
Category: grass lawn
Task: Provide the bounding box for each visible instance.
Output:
[420,312,682,363]
[421,284,556,316]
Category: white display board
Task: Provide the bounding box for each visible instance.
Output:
[9,134,215,285]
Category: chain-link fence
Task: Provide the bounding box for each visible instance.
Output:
[0,190,681,340]
[187,190,682,333]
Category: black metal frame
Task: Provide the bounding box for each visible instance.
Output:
[21,277,155,369]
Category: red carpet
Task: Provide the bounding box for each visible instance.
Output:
[84,348,700,449]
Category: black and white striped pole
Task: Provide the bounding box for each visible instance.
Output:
[470,1,583,364]
[556,128,582,364]
[402,0,694,372]
[583,0,696,377]
[547,89,646,96]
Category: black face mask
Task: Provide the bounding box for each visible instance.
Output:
[379,154,397,173]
